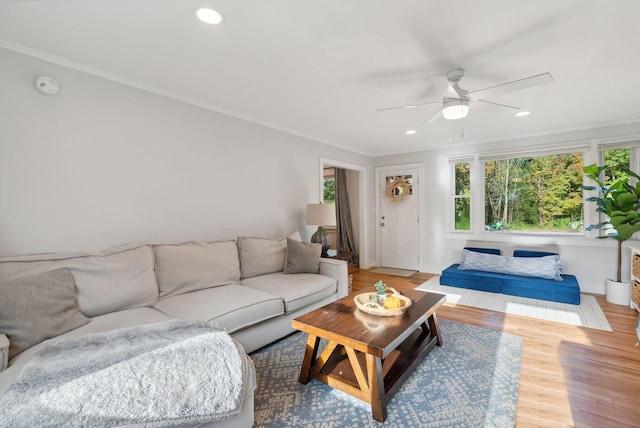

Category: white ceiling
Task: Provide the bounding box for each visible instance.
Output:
[2,1,640,156]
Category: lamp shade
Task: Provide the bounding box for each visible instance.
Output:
[306,203,336,226]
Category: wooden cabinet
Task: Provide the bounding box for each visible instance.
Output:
[630,247,640,312]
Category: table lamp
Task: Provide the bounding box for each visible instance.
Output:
[306,203,336,257]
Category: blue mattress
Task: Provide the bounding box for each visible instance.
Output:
[440,263,581,305]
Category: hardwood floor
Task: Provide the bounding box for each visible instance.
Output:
[350,268,640,427]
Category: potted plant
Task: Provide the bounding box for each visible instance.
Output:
[374,280,387,305]
[583,163,640,305]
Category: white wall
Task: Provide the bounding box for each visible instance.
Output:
[0,48,373,256]
[374,123,640,294]
[7,46,640,293]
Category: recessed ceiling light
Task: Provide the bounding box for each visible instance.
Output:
[515,111,530,117]
[195,7,224,25]
[405,130,417,135]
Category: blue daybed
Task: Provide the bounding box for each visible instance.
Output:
[440,247,581,305]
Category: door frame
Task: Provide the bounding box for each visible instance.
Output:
[319,157,368,268]
[375,163,425,270]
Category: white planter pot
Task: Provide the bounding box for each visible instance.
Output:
[605,279,630,306]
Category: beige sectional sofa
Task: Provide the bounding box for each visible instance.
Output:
[0,234,349,427]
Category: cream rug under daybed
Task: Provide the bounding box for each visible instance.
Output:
[417,276,613,332]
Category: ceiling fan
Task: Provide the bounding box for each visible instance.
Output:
[377,69,554,125]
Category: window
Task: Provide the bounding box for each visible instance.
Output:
[448,141,640,237]
[453,162,471,230]
[603,147,631,181]
[596,143,640,237]
[483,152,584,233]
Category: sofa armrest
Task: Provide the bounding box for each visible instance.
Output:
[0,334,9,372]
[319,258,349,298]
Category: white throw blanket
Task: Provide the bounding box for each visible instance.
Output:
[0,319,247,427]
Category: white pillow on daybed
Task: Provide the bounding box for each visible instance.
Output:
[458,249,564,281]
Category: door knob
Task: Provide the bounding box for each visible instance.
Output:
[380,222,385,226]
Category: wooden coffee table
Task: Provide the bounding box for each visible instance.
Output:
[292,287,445,422]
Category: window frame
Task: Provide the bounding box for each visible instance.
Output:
[446,140,640,244]
[448,143,593,239]
[450,159,472,232]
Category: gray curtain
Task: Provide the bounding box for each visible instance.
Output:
[335,168,359,266]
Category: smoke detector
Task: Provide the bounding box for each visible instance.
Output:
[35,76,60,96]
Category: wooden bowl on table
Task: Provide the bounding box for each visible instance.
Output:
[354,287,412,316]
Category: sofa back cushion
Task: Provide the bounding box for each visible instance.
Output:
[153,240,241,298]
[238,232,301,279]
[513,249,558,258]
[0,268,91,359]
[464,247,501,255]
[0,243,158,317]
[459,248,564,281]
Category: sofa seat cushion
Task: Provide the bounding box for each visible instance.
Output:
[440,264,581,305]
[153,284,284,334]
[1,307,173,397]
[501,274,581,305]
[241,272,337,314]
[440,264,503,293]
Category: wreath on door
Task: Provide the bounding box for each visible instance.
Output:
[384,177,411,203]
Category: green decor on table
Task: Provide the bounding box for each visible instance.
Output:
[374,280,387,305]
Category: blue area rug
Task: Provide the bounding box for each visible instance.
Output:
[250,319,521,427]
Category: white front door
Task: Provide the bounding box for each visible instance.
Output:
[379,168,419,270]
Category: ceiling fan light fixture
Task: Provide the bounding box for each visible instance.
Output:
[442,99,469,120]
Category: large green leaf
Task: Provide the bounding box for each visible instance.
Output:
[614,192,637,210]
[614,224,640,241]
[610,212,640,228]
[583,164,604,187]
[627,168,640,181]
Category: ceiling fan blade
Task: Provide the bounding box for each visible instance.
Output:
[466,72,554,101]
[427,75,460,99]
[376,101,441,112]
[473,100,520,115]
[423,108,443,125]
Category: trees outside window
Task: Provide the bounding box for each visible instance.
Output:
[483,153,583,233]
[603,147,630,182]
[453,162,471,230]
[323,167,336,203]
[323,177,335,203]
